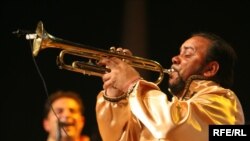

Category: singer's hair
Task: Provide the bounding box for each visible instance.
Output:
[43,90,84,118]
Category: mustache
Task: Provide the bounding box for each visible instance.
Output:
[170,66,179,74]
[58,121,75,127]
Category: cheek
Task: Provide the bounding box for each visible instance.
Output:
[44,117,58,132]
[74,116,84,131]
[180,60,202,80]
[78,117,84,128]
[43,120,54,132]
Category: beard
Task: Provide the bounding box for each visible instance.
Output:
[168,63,206,96]
[168,76,186,96]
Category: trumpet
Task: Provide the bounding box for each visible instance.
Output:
[26,21,173,85]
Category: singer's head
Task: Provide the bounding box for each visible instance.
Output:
[43,90,86,141]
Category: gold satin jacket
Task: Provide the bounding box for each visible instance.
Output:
[96,79,245,141]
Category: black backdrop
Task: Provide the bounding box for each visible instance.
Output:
[2,0,250,141]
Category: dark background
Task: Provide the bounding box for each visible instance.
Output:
[1,0,250,141]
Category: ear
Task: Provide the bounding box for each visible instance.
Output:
[203,61,219,77]
[80,116,85,129]
[43,118,50,132]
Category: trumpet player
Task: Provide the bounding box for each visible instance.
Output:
[95,32,245,141]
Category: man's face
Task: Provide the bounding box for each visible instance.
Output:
[43,97,84,140]
[168,36,211,95]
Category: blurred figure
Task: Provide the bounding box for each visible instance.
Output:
[43,90,90,141]
[96,32,245,141]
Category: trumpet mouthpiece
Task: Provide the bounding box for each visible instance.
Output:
[164,68,174,74]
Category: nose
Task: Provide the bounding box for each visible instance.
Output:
[59,109,72,119]
[171,55,180,64]
[59,113,71,124]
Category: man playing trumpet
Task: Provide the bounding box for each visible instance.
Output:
[95,32,245,141]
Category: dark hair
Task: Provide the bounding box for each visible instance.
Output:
[44,90,84,118]
[192,32,237,88]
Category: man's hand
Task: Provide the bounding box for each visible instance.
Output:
[98,47,141,97]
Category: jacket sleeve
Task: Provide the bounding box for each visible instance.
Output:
[95,80,173,140]
[96,90,131,141]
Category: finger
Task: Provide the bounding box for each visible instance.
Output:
[98,58,116,68]
[102,73,110,82]
[110,57,124,65]
[103,83,111,90]
[103,79,114,90]
[98,57,108,65]
[102,73,113,89]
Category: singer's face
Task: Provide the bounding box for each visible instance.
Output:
[168,36,211,95]
[43,97,84,140]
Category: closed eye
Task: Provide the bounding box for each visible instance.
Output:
[180,46,196,57]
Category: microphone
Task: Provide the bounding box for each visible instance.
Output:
[12,29,36,40]
[12,29,32,35]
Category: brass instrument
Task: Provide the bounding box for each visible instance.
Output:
[26,21,173,85]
